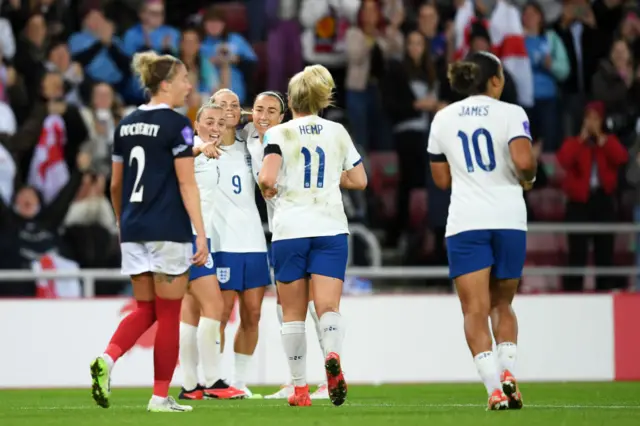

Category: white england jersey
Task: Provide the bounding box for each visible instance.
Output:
[427,95,531,237]
[244,123,276,231]
[192,135,218,237]
[264,115,362,241]
[210,136,267,253]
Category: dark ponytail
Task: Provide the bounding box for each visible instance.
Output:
[447,51,501,96]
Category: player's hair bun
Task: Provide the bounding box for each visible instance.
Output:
[288,65,335,115]
[132,51,182,95]
[448,61,482,96]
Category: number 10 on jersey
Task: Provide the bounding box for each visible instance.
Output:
[457,128,496,172]
[301,146,326,189]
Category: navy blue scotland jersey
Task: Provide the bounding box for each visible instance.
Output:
[112,104,194,243]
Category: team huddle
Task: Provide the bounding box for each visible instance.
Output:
[88,47,534,413]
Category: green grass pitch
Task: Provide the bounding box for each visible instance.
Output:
[1,383,639,425]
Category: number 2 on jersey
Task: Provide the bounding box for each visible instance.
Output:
[129,146,145,202]
[301,146,325,189]
[457,128,496,172]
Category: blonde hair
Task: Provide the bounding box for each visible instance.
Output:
[209,88,237,104]
[195,102,223,122]
[131,51,182,95]
[287,65,335,115]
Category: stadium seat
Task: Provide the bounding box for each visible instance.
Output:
[540,153,565,187]
[528,188,566,221]
[408,189,427,229]
[368,151,398,194]
[219,2,248,34]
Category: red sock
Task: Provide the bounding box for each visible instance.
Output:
[105,300,155,362]
[153,296,182,398]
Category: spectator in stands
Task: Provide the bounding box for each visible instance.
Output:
[180,27,229,99]
[381,29,436,245]
[9,71,88,191]
[554,0,608,137]
[64,173,118,238]
[1,0,70,38]
[441,22,519,105]
[416,2,449,62]
[556,101,628,292]
[45,40,85,107]
[79,83,122,177]
[68,6,130,99]
[122,0,180,104]
[299,0,360,110]
[0,152,91,297]
[0,13,16,62]
[14,13,48,102]
[592,38,640,147]
[0,141,15,207]
[454,0,533,108]
[619,10,640,59]
[346,0,403,151]
[266,0,303,94]
[200,5,257,105]
[522,1,570,152]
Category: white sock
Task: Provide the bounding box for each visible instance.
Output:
[179,322,199,391]
[234,353,252,389]
[319,311,343,357]
[474,351,502,395]
[281,321,307,387]
[497,342,517,374]
[308,301,325,354]
[150,395,167,403]
[101,354,115,372]
[276,303,283,326]
[197,317,222,387]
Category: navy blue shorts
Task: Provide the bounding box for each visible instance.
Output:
[271,234,348,283]
[215,252,271,292]
[446,229,526,280]
[189,236,215,281]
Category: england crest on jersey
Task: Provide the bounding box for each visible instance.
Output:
[217,267,230,283]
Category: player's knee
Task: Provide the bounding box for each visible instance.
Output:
[314,303,338,319]
[240,306,261,330]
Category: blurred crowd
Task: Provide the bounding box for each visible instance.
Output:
[0,0,639,297]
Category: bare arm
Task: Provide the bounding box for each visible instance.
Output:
[340,163,367,190]
[509,137,537,182]
[110,160,123,225]
[259,153,282,191]
[429,161,452,190]
[174,157,206,238]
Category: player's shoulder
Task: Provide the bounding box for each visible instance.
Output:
[495,100,527,116]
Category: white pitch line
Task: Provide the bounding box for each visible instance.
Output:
[10,403,640,411]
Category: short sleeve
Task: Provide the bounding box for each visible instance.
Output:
[172,120,195,159]
[263,127,283,156]
[507,106,532,144]
[112,128,123,162]
[341,126,362,171]
[427,114,446,162]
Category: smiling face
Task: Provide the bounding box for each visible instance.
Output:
[252,94,284,136]
[211,90,241,128]
[195,106,226,144]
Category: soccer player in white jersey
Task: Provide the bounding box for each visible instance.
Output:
[245,91,328,400]
[206,88,272,398]
[427,52,536,410]
[178,103,241,401]
[259,65,367,407]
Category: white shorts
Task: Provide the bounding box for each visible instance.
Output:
[121,242,192,276]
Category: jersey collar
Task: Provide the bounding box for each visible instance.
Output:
[139,103,171,111]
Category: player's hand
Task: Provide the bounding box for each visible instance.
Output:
[520,179,535,191]
[192,235,209,267]
[262,187,278,199]
[202,143,222,159]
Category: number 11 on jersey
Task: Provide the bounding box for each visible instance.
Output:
[301,146,325,188]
